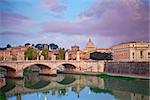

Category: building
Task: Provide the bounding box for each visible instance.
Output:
[68,45,80,60]
[83,38,96,53]
[0,46,29,61]
[110,42,150,62]
[48,50,58,60]
[80,39,108,60]
[43,44,49,49]
[0,50,12,61]
[96,48,108,53]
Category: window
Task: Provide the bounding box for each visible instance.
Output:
[140,51,143,56]
[133,52,134,59]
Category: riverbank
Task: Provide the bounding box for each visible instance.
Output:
[59,71,150,80]
[58,71,99,76]
[97,73,150,80]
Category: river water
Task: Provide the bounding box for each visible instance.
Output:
[0,73,149,100]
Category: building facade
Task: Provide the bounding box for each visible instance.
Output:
[43,44,49,49]
[0,46,29,61]
[68,45,80,60]
[83,38,96,53]
[80,39,108,60]
[110,42,150,62]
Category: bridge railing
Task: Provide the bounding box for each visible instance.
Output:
[0,60,104,63]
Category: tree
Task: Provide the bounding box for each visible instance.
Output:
[41,49,49,60]
[6,44,11,48]
[0,47,6,50]
[49,43,58,50]
[57,48,65,60]
[25,43,31,47]
[32,44,35,46]
[90,52,113,60]
[24,48,37,60]
[35,44,43,50]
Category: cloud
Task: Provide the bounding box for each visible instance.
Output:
[42,0,149,43]
[40,0,67,13]
[0,0,149,48]
[0,31,26,36]
[0,10,33,29]
[0,9,40,35]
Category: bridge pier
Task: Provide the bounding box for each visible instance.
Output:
[7,70,23,78]
[39,69,57,76]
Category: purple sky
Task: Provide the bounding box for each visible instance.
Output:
[0,0,149,49]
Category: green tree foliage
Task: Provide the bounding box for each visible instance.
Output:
[25,43,31,47]
[24,48,37,60]
[35,44,43,50]
[90,52,113,60]
[41,49,49,60]
[57,48,65,60]
[49,43,58,50]
[6,44,11,48]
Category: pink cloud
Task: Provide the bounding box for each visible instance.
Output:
[1,10,33,28]
[42,0,149,43]
[22,19,33,25]
[0,10,37,34]
[42,0,56,8]
[0,31,26,36]
[41,0,67,13]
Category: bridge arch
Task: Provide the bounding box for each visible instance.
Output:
[56,63,77,72]
[0,65,16,71]
[23,63,53,76]
[0,65,16,77]
[23,63,51,70]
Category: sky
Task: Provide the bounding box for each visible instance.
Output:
[0,0,149,49]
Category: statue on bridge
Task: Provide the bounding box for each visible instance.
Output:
[65,52,69,61]
[76,51,80,61]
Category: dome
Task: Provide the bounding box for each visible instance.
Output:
[86,38,95,48]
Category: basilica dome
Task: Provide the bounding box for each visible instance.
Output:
[83,38,96,53]
[86,38,95,48]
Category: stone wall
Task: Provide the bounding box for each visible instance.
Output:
[104,62,150,76]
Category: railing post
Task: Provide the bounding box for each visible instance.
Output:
[51,54,56,61]
[65,52,69,61]
[76,51,80,61]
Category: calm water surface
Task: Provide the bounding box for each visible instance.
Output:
[0,73,149,100]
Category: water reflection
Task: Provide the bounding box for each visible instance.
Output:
[0,73,149,100]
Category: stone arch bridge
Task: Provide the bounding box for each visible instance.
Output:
[0,60,105,78]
